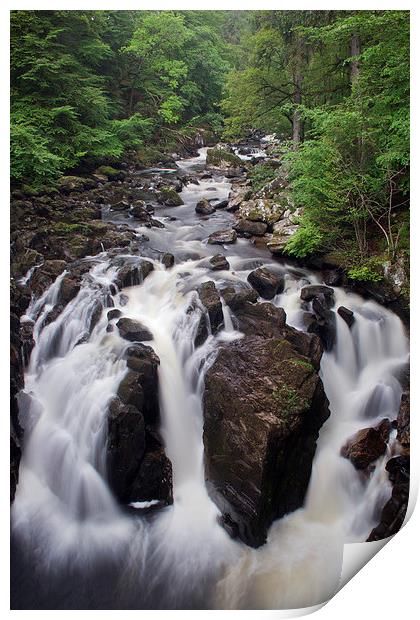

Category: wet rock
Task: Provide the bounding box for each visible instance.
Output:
[203,330,330,547]
[341,422,390,470]
[130,202,152,224]
[117,318,153,342]
[158,187,184,207]
[151,219,165,229]
[307,297,336,351]
[324,269,345,287]
[337,306,355,328]
[220,285,258,312]
[29,260,67,296]
[300,285,335,303]
[247,267,284,300]
[107,309,122,321]
[209,254,230,271]
[162,253,175,269]
[208,229,237,245]
[197,281,224,334]
[367,456,410,541]
[214,199,228,209]
[195,199,216,215]
[111,200,131,212]
[107,396,146,502]
[129,445,173,505]
[59,276,80,305]
[114,260,154,289]
[397,390,410,449]
[234,301,286,339]
[233,219,268,237]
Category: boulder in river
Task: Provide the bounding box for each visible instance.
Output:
[207,229,237,245]
[220,285,258,312]
[195,199,216,215]
[158,187,184,207]
[107,344,172,505]
[117,318,153,342]
[337,306,355,328]
[209,254,230,271]
[206,147,243,172]
[197,281,224,334]
[341,420,391,470]
[161,252,175,269]
[114,259,154,289]
[233,219,268,237]
[203,323,330,547]
[300,285,335,303]
[247,267,284,299]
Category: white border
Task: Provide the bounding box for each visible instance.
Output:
[1,2,418,618]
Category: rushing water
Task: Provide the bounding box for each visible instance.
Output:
[11,147,409,610]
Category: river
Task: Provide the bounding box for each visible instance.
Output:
[11,146,409,610]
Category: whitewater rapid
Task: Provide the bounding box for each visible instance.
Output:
[11,148,409,610]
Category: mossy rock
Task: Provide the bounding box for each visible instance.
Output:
[158,187,184,207]
[206,148,243,169]
[52,222,93,236]
[95,166,126,181]
[58,176,91,194]
[239,199,285,225]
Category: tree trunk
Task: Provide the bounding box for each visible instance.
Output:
[350,35,361,86]
[292,73,303,149]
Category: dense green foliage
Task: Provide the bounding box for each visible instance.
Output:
[11,10,409,279]
[222,10,409,268]
[11,10,232,186]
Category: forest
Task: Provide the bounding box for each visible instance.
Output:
[11,9,409,280]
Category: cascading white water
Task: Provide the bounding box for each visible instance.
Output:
[12,147,409,610]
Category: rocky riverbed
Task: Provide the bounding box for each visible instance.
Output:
[10,133,410,609]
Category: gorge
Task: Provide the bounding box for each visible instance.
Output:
[10,138,409,609]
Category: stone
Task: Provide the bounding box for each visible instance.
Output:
[207,229,237,245]
[209,254,230,271]
[115,260,154,289]
[162,253,175,269]
[203,330,330,547]
[117,318,153,342]
[197,281,224,334]
[341,423,389,470]
[247,267,284,300]
[397,390,410,449]
[300,285,335,303]
[233,219,268,237]
[111,200,131,211]
[206,147,243,170]
[337,306,355,328]
[195,199,216,215]
[107,397,146,502]
[214,199,229,209]
[158,187,184,206]
[107,309,122,320]
[220,285,258,312]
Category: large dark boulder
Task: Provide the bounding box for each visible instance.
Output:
[247,267,284,300]
[220,285,258,312]
[107,344,172,505]
[117,318,153,342]
[307,297,337,351]
[233,219,268,238]
[203,322,329,547]
[300,285,334,303]
[114,259,154,289]
[195,199,215,215]
[367,455,410,541]
[337,306,355,328]
[197,281,223,333]
[107,397,146,501]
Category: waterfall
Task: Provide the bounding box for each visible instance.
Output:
[11,148,409,610]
